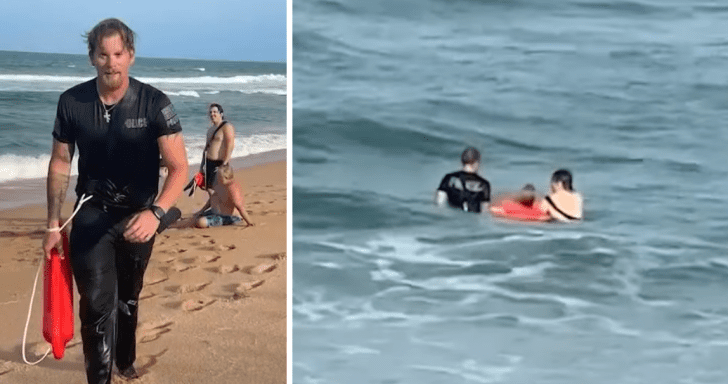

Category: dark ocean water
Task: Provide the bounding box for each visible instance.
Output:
[292,0,728,383]
[0,50,286,185]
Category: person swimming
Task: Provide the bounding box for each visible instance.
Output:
[489,183,550,221]
[540,169,583,222]
[514,183,537,207]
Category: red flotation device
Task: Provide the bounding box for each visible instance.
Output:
[43,231,74,360]
[491,200,550,222]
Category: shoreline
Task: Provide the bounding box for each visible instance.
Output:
[0,148,286,211]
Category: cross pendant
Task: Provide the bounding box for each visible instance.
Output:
[104,111,111,123]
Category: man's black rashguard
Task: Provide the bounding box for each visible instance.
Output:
[53,77,182,208]
[437,171,491,213]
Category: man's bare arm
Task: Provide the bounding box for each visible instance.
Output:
[46,139,74,227]
[221,123,235,165]
[123,132,188,242]
[228,181,254,226]
[43,139,74,257]
[156,132,188,211]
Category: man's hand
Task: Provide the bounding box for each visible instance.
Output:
[124,210,160,243]
[42,229,63,260]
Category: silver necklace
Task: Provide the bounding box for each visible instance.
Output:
[97,82,119,123]
[101,101,118,123]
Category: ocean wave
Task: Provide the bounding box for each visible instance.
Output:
[0,133,286,183]
[0,74,287,95]
[165,90,201,97]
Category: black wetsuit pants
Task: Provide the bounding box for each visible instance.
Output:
[70,202,154,384]
[203,158,224,189]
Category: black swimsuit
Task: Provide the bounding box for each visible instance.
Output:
[545,196,581,221]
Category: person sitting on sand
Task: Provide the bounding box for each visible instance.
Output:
[192,163,254,228]
[539,169,583,222]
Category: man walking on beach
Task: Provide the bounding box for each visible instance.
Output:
[435,147,491,213]
[42,18,188,383]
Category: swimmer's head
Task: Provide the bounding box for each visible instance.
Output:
[516,183,536,206]
[461,147,481,165]
[550,169,574,191]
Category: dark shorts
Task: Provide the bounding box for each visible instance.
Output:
[202,209,241,227]
[203,159,224,189]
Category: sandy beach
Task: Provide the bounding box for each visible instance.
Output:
[0,151,286,383]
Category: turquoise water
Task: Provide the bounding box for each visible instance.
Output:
[292,0,728,383]
[0,50,286,183]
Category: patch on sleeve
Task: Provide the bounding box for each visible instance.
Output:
[161,104,180,127]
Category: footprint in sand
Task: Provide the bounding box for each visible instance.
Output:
[264,252,286,261]
[248,262,277,275]
[203,255,220,263]
[166,281,211,294]
[29,342,52,357]
[0,360,19,376]
[173,263,198,272]
[144,269,169,286]
[134,348,169,379]
[240,253,285,275]
[138,321,174,344]
[238,280,264,291]
[204,264,239,274]
[181,298,216,312]
[219,280,264,301]
[220,264,239,274]
[139,291,156,301]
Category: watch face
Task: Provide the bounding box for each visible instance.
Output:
[152,206,165,219]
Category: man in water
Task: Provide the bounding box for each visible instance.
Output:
[42,18,188,383]
[435,147,491,213]
[193,163,254,228]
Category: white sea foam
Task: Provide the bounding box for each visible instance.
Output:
[410,358,518,384]
[0,153,79,182]
[0,74,287,95]
[0,132,286,183]
[164,90,201,98]
[337,345,381,355]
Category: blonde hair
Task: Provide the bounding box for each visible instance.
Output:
[218,163,234,184]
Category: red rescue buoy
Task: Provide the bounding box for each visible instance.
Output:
[194,171,205,188]
[43,231,74,360]
[491,200,550,222]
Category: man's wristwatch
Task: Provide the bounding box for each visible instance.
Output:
[150,205,165,221]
